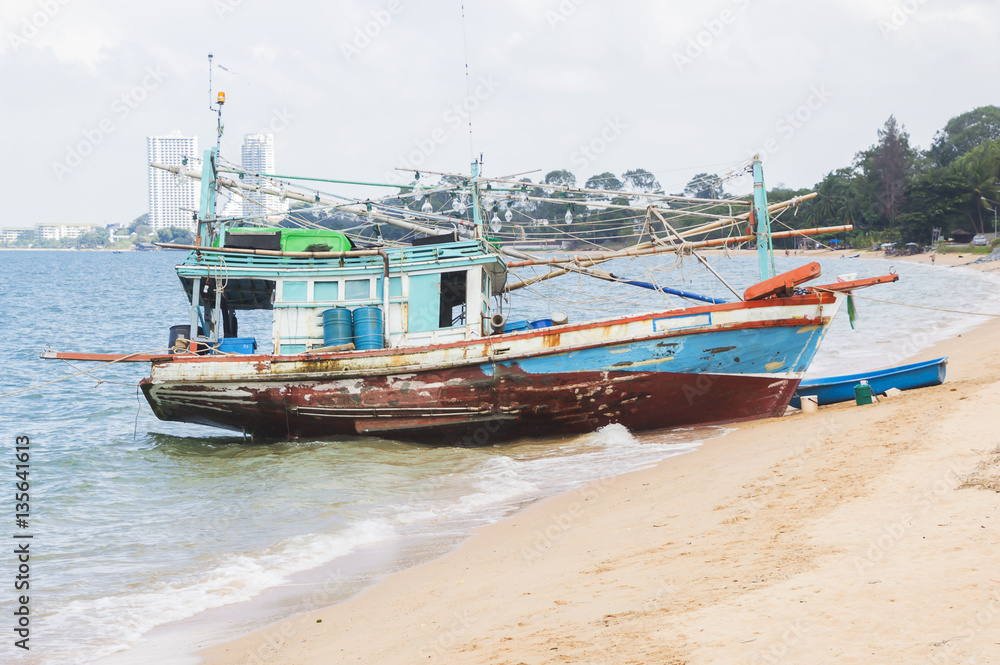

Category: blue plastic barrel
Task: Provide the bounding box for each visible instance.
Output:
[530,318,553,329]
[503,320,531,332]
[352,306,384,350]
[322,308,352,347]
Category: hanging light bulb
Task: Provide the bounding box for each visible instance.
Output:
[505,207,513,223]
[366,204,374,224]
[421,197,433,214]
[490,212,502,234]
[518,187,529,204]
[564,205,573,225]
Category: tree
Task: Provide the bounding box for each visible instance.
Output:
[76,229,110,249]
[929,105,1000,167]
[128,213,150,232]
[585,172,622,192]
[684,173,723,199]
[622,169,661,194]
[863,116,915,226]
[895,173,970,243]
[543,170,576,188]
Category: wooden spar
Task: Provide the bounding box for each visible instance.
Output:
[149,162,470,235]
[503,225,853,293]
[806,274,900,293]
[505,214,838,270]
[503,193,819,270]
[154,243,388,259]
[686,224,853,250]
[40,350,173,362]
[479,174,755,207]
[519,193,746,221]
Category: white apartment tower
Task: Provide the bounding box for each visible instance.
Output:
[147,131,199,231]
[241,133,286,219]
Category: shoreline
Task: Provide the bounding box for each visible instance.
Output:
[196,282,1000,662]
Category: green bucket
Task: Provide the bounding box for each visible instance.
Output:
[854,381,874,406]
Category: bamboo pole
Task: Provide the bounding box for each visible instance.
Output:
[503,225,853,292]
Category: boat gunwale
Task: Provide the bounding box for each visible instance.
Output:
[798,356,948,389]
[146,303,836,387]
[153,292,837,368]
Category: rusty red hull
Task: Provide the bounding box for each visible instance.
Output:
[140,295,839,444]
[140,366,798,445]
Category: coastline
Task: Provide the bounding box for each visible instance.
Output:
[196,263,1000,664]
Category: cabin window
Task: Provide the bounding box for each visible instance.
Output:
[314,281,339,301]
[283,281,307,302]
[377,276,403,298]
[440,271,467,328]
[345,279,370,300]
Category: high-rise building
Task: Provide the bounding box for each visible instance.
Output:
[147,132,199,231]
[241,133,286,219]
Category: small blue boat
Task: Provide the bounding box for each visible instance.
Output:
[790,357,947,408]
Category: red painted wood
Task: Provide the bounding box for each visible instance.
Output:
[743,262,821,301]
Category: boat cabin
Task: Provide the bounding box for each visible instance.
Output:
[173,230,508,355]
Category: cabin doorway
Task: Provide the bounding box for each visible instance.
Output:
[440,271,467,327]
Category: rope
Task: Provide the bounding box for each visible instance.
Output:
[0,348,170,400]
[814,288,1000,318]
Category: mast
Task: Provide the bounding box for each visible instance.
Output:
[470,160,483,235]
[752,156,775,281]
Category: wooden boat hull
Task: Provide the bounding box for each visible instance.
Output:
[790,357,947,408]
[140,294,841,444]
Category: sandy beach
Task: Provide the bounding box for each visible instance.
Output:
[198,255,1000,665]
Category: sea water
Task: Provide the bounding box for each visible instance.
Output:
[1,250,998,664]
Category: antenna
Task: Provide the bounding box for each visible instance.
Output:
[208,53,225,153]
[459,4,474,161]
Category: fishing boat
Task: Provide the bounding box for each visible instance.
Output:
[40,90,900,443]
[790,357,947,408]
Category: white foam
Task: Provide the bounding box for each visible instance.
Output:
[38,520,394,664]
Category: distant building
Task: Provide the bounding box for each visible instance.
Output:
[241,133,287,219]
[35,223,102,241]
[147,131,200,231]
[0,228,33,244]
[106,225,126,243]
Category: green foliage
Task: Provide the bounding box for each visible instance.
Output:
[787,107,1000,245]
[929,106,1000,167]
[684,173,724,199]
[155,227,195,244]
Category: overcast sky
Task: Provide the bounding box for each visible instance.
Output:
[1,0,997,228]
